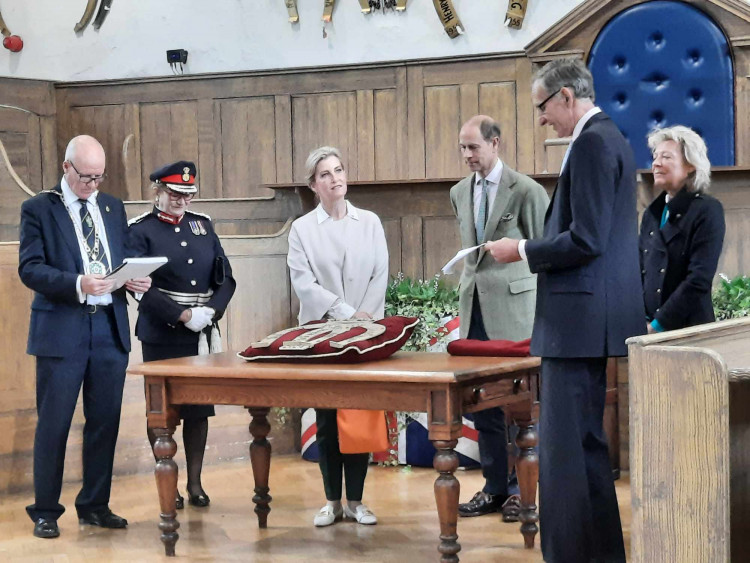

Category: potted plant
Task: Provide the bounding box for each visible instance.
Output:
[713,274,750,320]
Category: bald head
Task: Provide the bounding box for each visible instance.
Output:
[62,135,106,200]
[459,115,501,178]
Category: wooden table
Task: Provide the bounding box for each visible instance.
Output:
[128,351,541,562]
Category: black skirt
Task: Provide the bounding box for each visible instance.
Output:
[141,342,215,419]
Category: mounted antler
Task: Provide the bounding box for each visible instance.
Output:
[74,0,98,33]
[93,0,114,30]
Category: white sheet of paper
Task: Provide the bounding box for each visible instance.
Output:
[106,256,168,288]
[441,244,484,275]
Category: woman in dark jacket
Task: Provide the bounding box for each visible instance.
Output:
[639,126,725,332]
[129,161,236,507]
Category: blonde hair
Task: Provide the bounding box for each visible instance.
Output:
[304,146,344,188]
[647,125,711,193]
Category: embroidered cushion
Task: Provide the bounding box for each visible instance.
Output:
[238,316,419,363]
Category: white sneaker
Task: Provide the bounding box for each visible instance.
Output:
[343,504,377,525]
[313,504,343,527]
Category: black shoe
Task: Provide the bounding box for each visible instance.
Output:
[175,491,184,510]
[78,508,128,528]
[33,517,60,538]
[187,491,210,507]
[501,494,521,523]
[458,491,505,517]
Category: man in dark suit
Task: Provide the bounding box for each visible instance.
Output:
[487,59,644,562]
[18,135,151,539]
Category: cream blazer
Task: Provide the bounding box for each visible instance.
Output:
[287,201,389,325]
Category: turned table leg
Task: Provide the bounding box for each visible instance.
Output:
[247,407,272,528]
[514,414,539,549]
[432,439,461,563]
[152,426,180,556]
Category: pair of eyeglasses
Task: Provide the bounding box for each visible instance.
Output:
[167,191,194,201]
[536,88,561,113]
[69,161,107,185]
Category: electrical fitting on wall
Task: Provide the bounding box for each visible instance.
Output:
[166,49,188,75]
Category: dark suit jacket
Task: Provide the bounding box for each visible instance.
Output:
[639,187,725,330]
[18,186,131,357]
[525,112,645,358]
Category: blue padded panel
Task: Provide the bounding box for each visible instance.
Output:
[589,1,734,168]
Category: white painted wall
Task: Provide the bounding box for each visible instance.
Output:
[0,0,584,82]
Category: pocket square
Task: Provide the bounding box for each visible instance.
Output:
[501,213,514,222]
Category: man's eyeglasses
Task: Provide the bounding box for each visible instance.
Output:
[68,161,107,185]
[536,88,561,113]
[167,191,194,202]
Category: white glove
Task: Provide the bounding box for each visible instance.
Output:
[184,307,215,332]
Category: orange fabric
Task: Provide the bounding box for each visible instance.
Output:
[337,409,389,454]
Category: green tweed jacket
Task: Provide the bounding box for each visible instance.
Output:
[449,165,549,340]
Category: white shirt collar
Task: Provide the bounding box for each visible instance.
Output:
[475,158,504,186]
[315,200,359,224]
[61,177,98,207]
[571,106,602,143]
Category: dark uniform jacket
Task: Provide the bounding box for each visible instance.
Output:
[18,186,131,357]
[128,207,236,345]
[639,187,725,330]
[525,112,645,358]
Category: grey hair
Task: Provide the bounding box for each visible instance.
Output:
[647,126,711,193]
[304,146,344,187]
[533,58,595,102]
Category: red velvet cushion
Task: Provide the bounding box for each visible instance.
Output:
[238,316,419,363]
[447,338,531,357]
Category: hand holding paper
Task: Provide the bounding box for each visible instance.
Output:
[442,243,485,275]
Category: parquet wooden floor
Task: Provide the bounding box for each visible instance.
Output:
[0,455,630,562]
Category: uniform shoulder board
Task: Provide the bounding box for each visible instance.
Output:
[128,211,151,226]
[187,210,212,221]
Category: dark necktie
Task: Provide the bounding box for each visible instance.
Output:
[79,199,110,272]
[476,178,489,243]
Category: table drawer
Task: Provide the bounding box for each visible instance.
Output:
[462,375,530,409]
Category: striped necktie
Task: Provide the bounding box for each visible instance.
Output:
[476,178,488,243]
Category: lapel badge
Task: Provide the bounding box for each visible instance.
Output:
[190,220,201,236]
[501,213,514,222]
[198,221,207,236]
[105,205,110,212]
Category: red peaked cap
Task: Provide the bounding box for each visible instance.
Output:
[149,160,197,194]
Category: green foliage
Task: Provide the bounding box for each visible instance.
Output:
[385,273,459,351]
[713,274,750,321]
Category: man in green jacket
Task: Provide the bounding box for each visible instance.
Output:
[450,115,548,519]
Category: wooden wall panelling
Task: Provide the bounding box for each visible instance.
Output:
[423,216,463,280]
[406,66,426,179]
[400,215,423,281]
[139,101,200,199]
[733,44,749,166]
[0,78,56,117]
[382,218,402,277]
[515,57,536,173]
[197,99,219,198]
[274,95,294,185]
[291,92,358,182]
[424,86,462,178]
[67,103,141,200]
[219,96,278,198]
[479,82,518,169]
[0,108,32,187]
[356,90,376,181]
[373,89,399,180]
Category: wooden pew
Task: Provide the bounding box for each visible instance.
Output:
[628,318,750,562]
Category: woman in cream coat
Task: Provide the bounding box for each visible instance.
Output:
[287,146,389,527]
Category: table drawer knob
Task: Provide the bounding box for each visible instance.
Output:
[472,387,487,403]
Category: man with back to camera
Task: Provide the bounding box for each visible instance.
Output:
[18,134,151,539]
[450,114,548,521]
[486,59,644,562]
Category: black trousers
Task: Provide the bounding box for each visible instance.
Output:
[468,292,512,497]
[539,357,625,563]
[26,307,128,521]
[315,408,369,501]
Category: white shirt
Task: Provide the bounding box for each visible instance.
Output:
[519,106,602,260]
[61,178,113,305]
[473,158,504,227]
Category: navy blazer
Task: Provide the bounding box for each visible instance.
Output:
[639,187,725,330]
[525,113,645,358]
[18,186,131,357]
